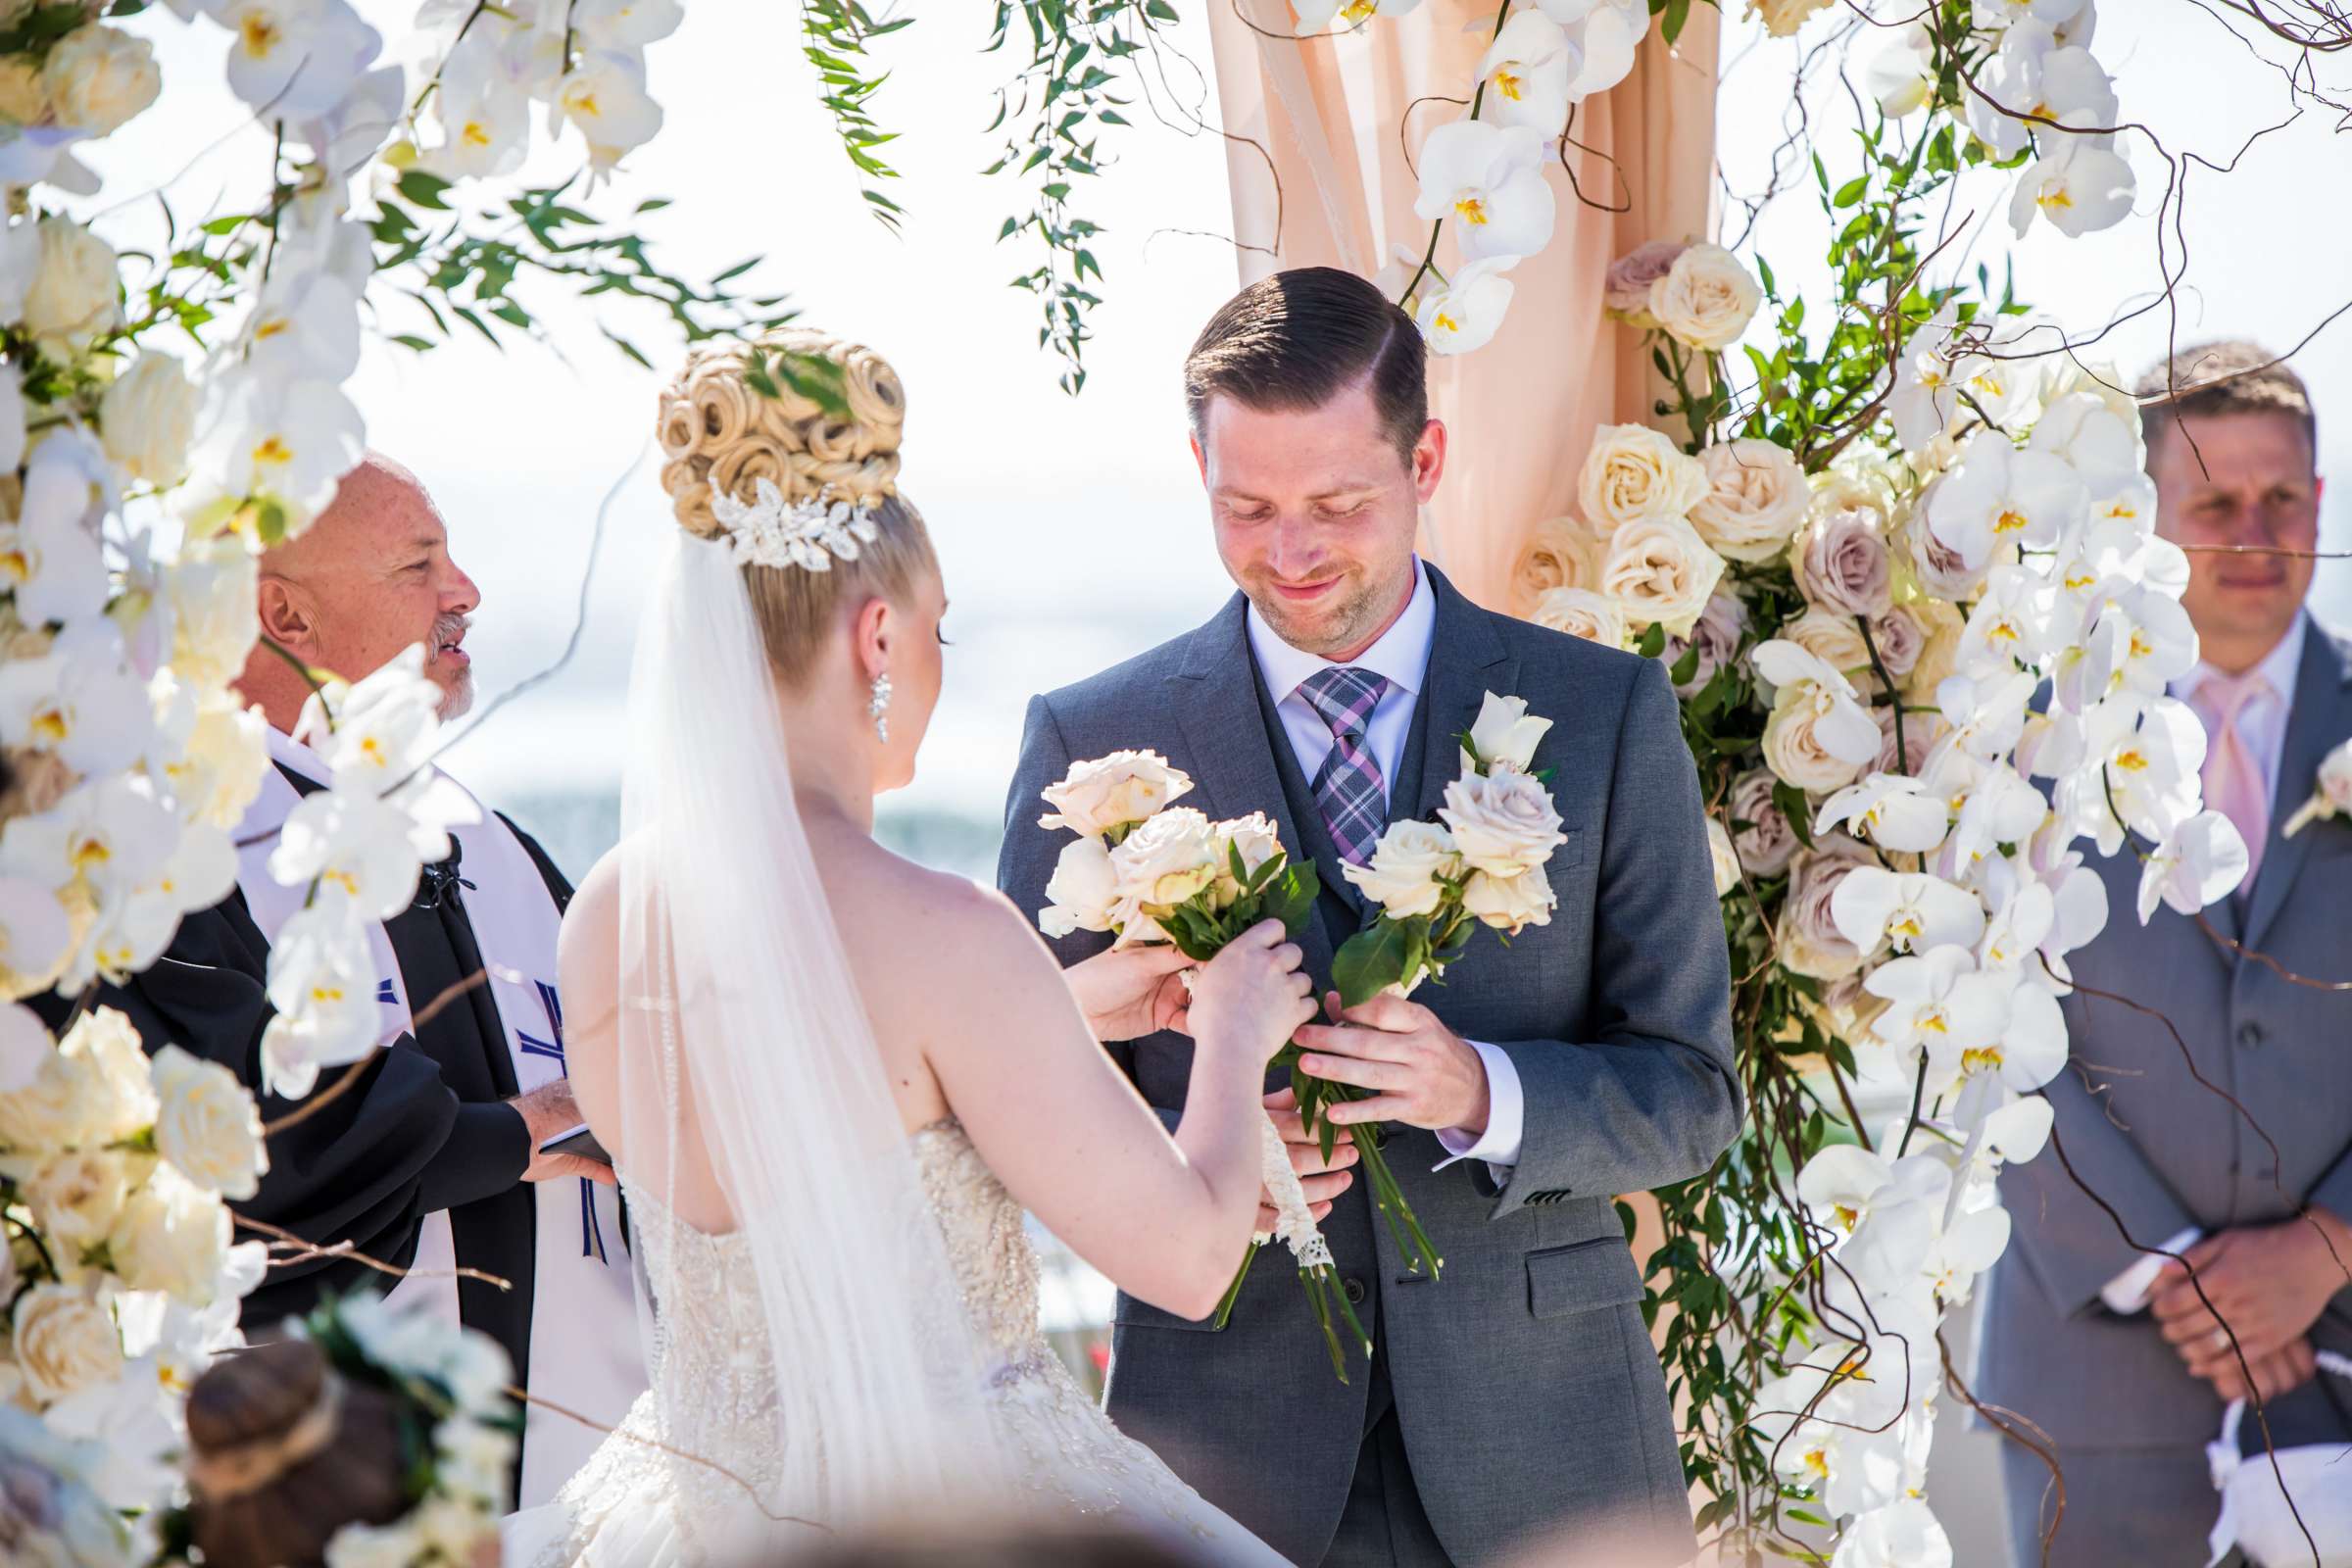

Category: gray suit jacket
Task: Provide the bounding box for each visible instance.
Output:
[1980,622,2352,1451]
[997,568,1739,1566]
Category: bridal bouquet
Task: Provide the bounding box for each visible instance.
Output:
[1034,753,1375,1375]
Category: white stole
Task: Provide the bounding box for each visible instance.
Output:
[232,729,647,1509]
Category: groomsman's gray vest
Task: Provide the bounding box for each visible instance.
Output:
[1000,567,1739,1566]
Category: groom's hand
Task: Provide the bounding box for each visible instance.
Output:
[1296,992,1491,1136]
[1258,1088,1357,1233]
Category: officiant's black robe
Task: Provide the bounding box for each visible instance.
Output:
[29,763,574,1394]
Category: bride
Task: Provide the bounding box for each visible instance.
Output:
[506,330,1309,1567]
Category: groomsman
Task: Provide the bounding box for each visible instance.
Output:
[58,455,646,1509]
[1979,344,2352,1565]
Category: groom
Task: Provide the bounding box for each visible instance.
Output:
[999,268,1738,1567]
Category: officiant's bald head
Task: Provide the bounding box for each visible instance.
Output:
[236,452,482,734]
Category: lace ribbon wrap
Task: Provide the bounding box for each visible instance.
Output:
[1253,1111,1337,1271]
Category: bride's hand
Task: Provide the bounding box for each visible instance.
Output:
[1065,942,1199,1044]
[1188,920,1315,1066]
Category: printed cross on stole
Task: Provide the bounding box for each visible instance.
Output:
[517,980,610,1263]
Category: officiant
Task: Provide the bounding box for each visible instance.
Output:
[46,454,647,1509]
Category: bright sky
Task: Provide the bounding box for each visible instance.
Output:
[69,2,2352,858]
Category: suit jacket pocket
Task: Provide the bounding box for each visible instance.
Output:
[1556,828,1585,870]
[1526,1235,1642,1319]
[1112,1291,1222,1333]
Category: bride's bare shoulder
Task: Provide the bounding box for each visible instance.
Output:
[823,834,1049,979]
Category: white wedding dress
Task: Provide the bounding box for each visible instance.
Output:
[510,1120,1287,1568]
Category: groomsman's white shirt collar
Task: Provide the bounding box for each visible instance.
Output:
[2167,608,2309,808]
[1243,559,1524,1173]
[2105,608,2311,1315]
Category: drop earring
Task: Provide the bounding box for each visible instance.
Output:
[868,671,893,744]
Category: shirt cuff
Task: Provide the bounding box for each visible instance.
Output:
[1433,1041,1523,1175]
[2101,1225,2205,1314]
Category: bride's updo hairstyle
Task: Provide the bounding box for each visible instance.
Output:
[658,329,938,689]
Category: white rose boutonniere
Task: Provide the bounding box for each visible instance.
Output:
[2281,737,2352,838]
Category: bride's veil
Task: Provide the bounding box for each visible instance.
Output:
[610,531,1006,1542]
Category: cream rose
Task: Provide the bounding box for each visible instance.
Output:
[1898,598,1967,703]
[1510,516,1600,615]
[1782,607,1873,681]
[20,1148,134,1255]
[1601,515,1727,637]
[12,1283,122,1406]
[1106,806,1217,943]
[1690,438,1808,563]
[1039,836,1117,939]
[1439,768,1565,877]
[1208,811,1284,907]
[1729,768,1798,876]
[105,1163,230,1304]
[1648,242,1762,352]
[1867,604,1926,681]
[1794,507,1894,619]
[1705,817,1741,899]
[1578,423,1708,539]
[42,25,160,137]
[174,694,270,830]
[1342,820,1460,920]
[1663,589,1747,696]
[1748,0,1834,37]
[1466,691,1553,773]
[1603,239,1686,323]
[1460,864,1556,935]
[1763,679,1873,796]
[1531,586,1627,650]
[167,537,262,693]
[24,217,123,360]
[1778,837,1873,980]
[150,1044,268,1199]
[0,1006,156,1152]
[1038,750,1192,841]
[0,58,50,122]
[99,351,199,487]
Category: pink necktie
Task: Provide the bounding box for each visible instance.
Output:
[2195,671,2273,882]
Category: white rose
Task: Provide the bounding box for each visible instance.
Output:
[172,693,270,830]
[0,1005,155,1152]
[1578,423,1708,538]
[1460,864,1555,935]
[1762,681,1872,796]
[99,351,198,488]
[326,1520,427,1568]
[1466,691,1553,773]
[1778,837,1872,980]
[1690,438,1808,564]
[149,1044,268,1200]
[105,1163,229,1304]
[1439,768,1565,877]
[41,25,160,137]
[1106,807,1218,938]
[1208,810,1285,907]
[1729,767,1797,876]
[12,1283,122,1405]
[1600,515,1727,637]
[0,58,50,123]
[1510,516,1600,615]
[20,1148,134,1256]
[1531,586,1626,649]
[1038,751,1193,841]
[1782,606,1873,681]
[1341,820,1460,920]
[1705,817,1741,899]
[1038,836,1118,939]
[1648,242,1761,352]
[434,1416,518,1505]
[1899,598,1967,703]
[23,218,122,361]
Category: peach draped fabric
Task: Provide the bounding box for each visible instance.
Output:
[1201,0,1722,612]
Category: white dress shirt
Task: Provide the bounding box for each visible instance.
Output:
[1244,561,1526,1173]
[2103,612,2309,1311]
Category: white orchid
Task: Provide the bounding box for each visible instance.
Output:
[1925,431,2087,569]
[1937,762,2046,880]
[1817,774,1950,853]
[551,49,663,175]
[2010,131,2134,238]
[270,790,445,921]
[1865,22,1935,117]
[179,371,366,544]
[1957,565,2054,676]
[1292,0,1424,33]
[1935,668,2036,762]
[0,878,73,999]
[1832,867,1985,958]
[1535,0,1646,101]
[260,904,384,1099]
[2028,389,2142,495]
[1831,1496,1954,1568]
[244,266,363,383]
[1412,120,1555,265]
[1753,639,1884,767]
[2137,808,2249,922]
[1477,11,1578,133]
[2066,577,2198,705]
[1414,259,1515,356]
[219,0,383,122]
[0,647,154,779]
[1865,945,2012,1072]
[2,777,179,894]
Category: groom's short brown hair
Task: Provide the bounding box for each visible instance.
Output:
[1184,268,1428,464]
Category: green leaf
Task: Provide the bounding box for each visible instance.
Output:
[396,171,454,212]
[1333,921,1411,1010]
[1145,0,1178,19]
[1772,781,1815,850]
[1637,622,1668,660]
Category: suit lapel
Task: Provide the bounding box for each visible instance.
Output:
[2242,626,2352,955]
[1169,594,1337,982]
[1406,568,1518,827]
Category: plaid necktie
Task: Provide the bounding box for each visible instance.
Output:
[1298,665,1392,866]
